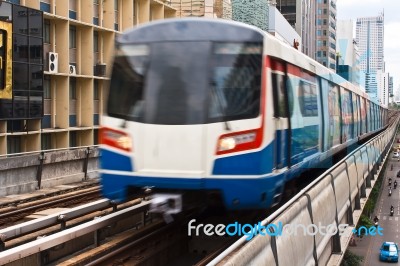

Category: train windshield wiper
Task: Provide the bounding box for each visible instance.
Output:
[211,81,231,131]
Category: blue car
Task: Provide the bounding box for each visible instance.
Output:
[380,242,399,262]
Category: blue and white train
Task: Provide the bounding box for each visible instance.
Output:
[100,18,387,211]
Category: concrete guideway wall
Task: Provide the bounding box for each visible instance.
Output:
[308,177,337,265]
[213,118,399,266]
[0,147,99,197]
[274,196,315,266]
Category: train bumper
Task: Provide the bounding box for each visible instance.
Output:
[100,172,285,210]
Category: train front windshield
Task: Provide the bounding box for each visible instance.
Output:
[107,42,263,125]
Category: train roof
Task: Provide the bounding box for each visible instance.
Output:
[117,18,382,107]
[261,24,380,106]
[118,17,265,43]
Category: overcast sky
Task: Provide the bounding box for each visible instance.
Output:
[336,0,400,92]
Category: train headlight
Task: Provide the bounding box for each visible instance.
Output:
[217,132,257,153]
[218,137,237,151]
[100,127,133,152]
[117,136,132,150]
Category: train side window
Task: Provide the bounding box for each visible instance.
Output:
[299,80,318,117]
[0,29,6,90]
[271,73,287,117]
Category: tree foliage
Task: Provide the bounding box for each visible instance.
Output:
[341,250,363,266]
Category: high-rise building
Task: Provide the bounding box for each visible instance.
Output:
[0,0,177,155]
[275,0,316,59]
[336,20,360,86]
[377,70,389,107]
[355,13,384,100]
[395,84,400,104]
[315,0,337,71]
[389,76,394,97]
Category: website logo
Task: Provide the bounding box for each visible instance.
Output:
[352,225,384,236]
[188,219,383,241]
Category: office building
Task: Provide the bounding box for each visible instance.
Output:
[0,0,177,154]
[377,70,389,107]
[389,76,393,100]
[355,13,384,100]
[275,0,316,59]
[315,0,337,70]
[336,20,360,86]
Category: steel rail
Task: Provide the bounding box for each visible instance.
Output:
[0,188,100,220]
[0,199,152,265]
[0,199,111,241]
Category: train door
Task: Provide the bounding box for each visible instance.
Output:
[360,97,366,134]
[352,93,359,137]
[320,78,330,151]
[340,88,353,142]
[365,101,371,132]
[327,82,341,147]
[270,59,289,169]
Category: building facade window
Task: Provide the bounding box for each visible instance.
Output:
[41,134,51,150]
[69,26,76,48]
[114,0,119,31]
[7,136,21,154]
[69,131,77,147]
[69,0,77,19]
[94,129,99,144]
[44,19,50,43]
[40,0,51,12]
[94,79,99,100]
[6,0,20,4]
[93,31,98,52]
[93,0,100,25]
[70,77,76,99]
[44,76,51,99]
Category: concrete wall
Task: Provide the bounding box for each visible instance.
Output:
[0,147,99,196]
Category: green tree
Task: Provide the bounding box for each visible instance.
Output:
[341,250,363,266]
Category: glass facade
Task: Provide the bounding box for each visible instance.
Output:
[0,3,44,120]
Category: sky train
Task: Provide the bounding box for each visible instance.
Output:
[99,18,387,212]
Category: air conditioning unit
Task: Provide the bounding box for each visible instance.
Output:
[96,63,106,76]
[48,52,58,73]
[69,65,76,75]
